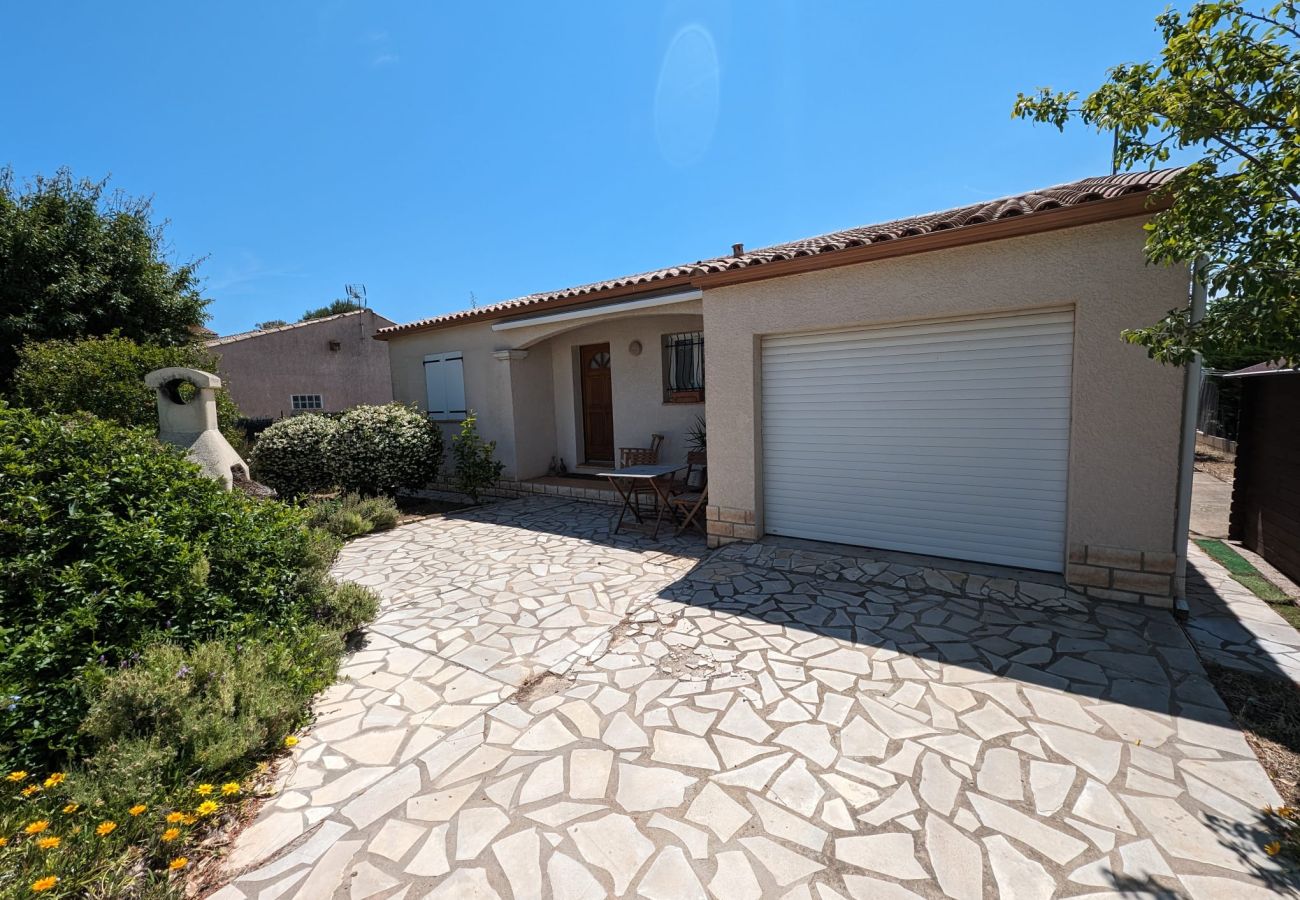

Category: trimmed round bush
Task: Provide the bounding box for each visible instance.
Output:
[251,413,340,497]
[0,405,336,766]
[327,404,443,496]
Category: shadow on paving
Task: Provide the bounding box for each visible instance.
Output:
[433,497,1300,895]
[449,496,1238,728]
[214,495,1298,899]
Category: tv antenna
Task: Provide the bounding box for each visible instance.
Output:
[344,283,368,307]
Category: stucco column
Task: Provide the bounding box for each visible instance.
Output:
[491,348,557,481]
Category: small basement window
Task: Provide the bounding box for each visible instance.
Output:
[663,332,704,403]
[291,394,323,411]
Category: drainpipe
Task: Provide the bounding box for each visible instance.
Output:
[1172,256,1209,608]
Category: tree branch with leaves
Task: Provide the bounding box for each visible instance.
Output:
[1013,1,1300,366]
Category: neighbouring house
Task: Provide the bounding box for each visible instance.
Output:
[207,309,396,420]
[377,170,1195,607]
[1227,361,1300,584]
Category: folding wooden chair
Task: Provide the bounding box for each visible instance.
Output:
[669,450,707,495]
[671,480,708,537]
[619,434,664,515]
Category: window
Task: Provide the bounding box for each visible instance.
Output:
[663,332,704,402]
[291,394,323,411]
[424,351,467,419]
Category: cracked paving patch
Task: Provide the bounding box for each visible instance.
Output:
[213,496,1298,899]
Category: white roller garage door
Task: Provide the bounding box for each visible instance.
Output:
[761,309,1073,571]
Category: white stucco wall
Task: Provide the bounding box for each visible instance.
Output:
[383,303,705,479]
[703,216,1189,559]
[539,314,705,470]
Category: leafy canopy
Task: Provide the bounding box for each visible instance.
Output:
[301,298,364,321]
[1013,1,1300,365]
[0,168,208,385]
[11,333,240,433]
[0,404,341,765]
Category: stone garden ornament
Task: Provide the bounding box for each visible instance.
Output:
[144,367,248,490]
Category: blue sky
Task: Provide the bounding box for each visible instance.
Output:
[3,1,1183,334]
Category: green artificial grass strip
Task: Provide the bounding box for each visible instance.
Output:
[1268,598,1300,631]
[1195,538,1294,604]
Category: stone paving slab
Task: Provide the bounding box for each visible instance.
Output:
[1183,541,1300,686]
[215,497,1299,899]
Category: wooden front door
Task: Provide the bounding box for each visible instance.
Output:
[580,343,614,463]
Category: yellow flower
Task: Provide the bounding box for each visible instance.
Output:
[0,837,7,847]
[24,821,49,835]
[283,736,298,748]
[6,770,27,782]
[95,820,117,837]
[180,814,198,826]
[161,827,181,842]
[42,773,64,788]
[128,804,147,817]
[195,783,214,796]
[61,803,78,814]
[31,876,58,892]
[21,785,40,797]
[168,856,189,871]
[1266,840,1282,856]
[196,800,220,817]
[36,836,59,850]
[165,812,185,824]
[221,782,240,796]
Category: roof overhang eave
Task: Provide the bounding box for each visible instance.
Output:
[376,188,1166,341]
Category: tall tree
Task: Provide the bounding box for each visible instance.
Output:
[0,168,208,385]
[1013,1,1300,365]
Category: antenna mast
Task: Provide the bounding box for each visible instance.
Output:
[344,284,368,308]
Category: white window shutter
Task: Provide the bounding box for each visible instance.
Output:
[425,358,446,417]
[424,352,465,418]
[446,355,466,415]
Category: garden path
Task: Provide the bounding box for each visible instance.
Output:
[214,496,1296,899]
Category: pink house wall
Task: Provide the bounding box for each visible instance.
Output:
[207,310,395,419]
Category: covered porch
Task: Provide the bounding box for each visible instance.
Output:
[486,289,706,481]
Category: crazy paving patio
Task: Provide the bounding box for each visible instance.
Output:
[212,496,1296,899]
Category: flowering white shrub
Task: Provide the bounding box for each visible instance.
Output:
[327,404,442,496]
[250,413,339,497]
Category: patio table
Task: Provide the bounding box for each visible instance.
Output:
[598,463,686,538]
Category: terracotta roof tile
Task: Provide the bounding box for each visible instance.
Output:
[379,169,1180,337]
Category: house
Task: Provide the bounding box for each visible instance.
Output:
[377,170,1195,608]
[207,309,396,420]
[1227,361,1300,584]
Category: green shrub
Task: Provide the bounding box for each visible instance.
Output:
[0,628,347,895]
[305,493,400,540]
[314,583,381,633]
[80,630,344,785]
[0,405,334,766]
[251,413,340,498]
[451,411,504,502]
[9,332,241,434]
[327,404,442,496]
